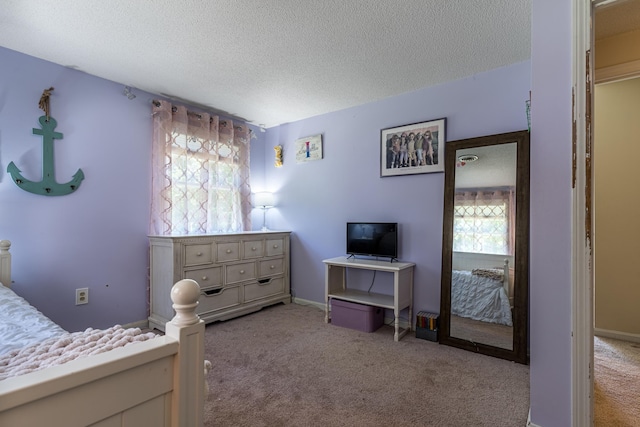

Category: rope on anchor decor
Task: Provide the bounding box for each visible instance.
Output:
[38,87,54,120]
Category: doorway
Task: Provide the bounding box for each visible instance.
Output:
[592,1,640,424]
[593,76,640,425]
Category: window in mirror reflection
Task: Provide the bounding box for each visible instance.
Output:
[453,188,515,255]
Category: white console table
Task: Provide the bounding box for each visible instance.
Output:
[323,256,415,341]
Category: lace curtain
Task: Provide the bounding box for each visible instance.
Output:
[453,188,515,255]
[150,100,252,235]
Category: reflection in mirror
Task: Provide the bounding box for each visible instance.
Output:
[440,131,529,364]
[450,143,516,350]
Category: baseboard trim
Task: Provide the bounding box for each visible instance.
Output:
[383,315,410,330]
[527,408,542,427]
[123,319,151,330]
[594,328,640,343]
[292,297,325,311]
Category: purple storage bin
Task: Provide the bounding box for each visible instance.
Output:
[330,298,384,333]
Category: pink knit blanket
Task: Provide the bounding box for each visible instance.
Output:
[0,325,157,380]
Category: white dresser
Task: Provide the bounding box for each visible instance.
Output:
[149,231,291,331]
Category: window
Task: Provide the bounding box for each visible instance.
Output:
[453,189,514,255]
[151,101,252,235]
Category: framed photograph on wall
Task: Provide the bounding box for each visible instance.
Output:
[380,118,446,177]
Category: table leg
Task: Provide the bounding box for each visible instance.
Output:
[394,311,400,341]
[325,297,330,323]
[408,305,413,332]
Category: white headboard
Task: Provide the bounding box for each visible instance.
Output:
[0,240,11,287]
[452,251,513,271]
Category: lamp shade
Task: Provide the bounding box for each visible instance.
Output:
[253,192,275,208]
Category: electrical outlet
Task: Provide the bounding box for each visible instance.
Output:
[76,288,89,305]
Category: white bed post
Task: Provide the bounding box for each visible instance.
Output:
[502,258,510,298]
[0,240,11,287]
[165,279,206,427]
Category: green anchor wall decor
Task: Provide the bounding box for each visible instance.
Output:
[7,87,85,196]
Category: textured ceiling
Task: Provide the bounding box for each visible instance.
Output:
[0,0,531,128]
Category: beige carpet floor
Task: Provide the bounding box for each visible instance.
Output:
[594,336,640,427]
[203,302,529,427]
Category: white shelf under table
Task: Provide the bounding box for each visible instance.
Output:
[328,289,395,309]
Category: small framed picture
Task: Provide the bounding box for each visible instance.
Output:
[295,134,323,163]
[380,118,446,177]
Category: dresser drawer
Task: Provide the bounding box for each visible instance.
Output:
[259,258,283,277]
[244,277,285,302]
[184,244,212,266]
[198,285,241,314]
[243,239,264,259]
[226,262,256,284]
[185,266,222,288]
[265,238,285,257]
[217,242,240,263]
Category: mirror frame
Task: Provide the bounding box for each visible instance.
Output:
[439,130,530,364]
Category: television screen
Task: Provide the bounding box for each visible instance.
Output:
[346,222,398,260]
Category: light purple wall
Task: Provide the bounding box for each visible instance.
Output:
[263,61,530,315]
[529,0,573,425]
[0,46,265,331]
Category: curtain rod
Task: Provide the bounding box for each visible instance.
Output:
[151,99,254,135]
[151,99,251,129]
[152,99,219,124]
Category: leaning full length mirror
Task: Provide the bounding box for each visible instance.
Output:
[440,130,529,364]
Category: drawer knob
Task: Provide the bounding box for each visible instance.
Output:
[239,270,245,274]
[270,265,275,269]
[226,249,232,254]
[273,244,279,249]
[202,276,208,281]
[196,252,203,256]
[251,246,257,251]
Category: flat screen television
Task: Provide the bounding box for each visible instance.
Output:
[346,222,398,261]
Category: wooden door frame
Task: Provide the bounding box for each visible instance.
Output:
[572,0,595,426]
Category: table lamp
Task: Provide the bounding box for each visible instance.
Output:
[253,192,275,231]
